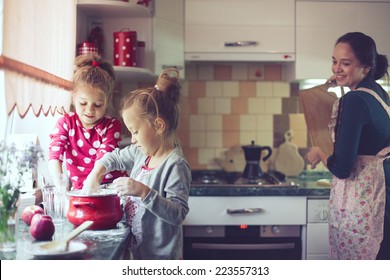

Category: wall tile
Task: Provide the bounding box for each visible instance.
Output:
[256,115,273,131]
[188,81,206,97]
[289,114,307,130]
[264,98,282,114]
[273,82,290,97]
[290,130,307,148]
[198,98,215,114]
[265,65,282,81]
[232,64,248,80]
[231,97,248,115]
[186,97,198,114]
[206,131,223,148]
[206,115,223,131]
[248,65,265,80]
[239,81,256,97]
[223,131,240,148]
[215,98,231,114]
[189,115,206,131]
[223,115,240,131]
[198,65,214,80]
[189,131,206,147]
[182,146,198,167]
[214,65,232,80]
[240,115,257,131]
[240,131,257,145]
[222,81,239,97]
[198,148,216,165]
[256,131,273,147]
[206,81,223,97]
[256,82,273,97]
[185,64,198,80]
[248,98,265,114]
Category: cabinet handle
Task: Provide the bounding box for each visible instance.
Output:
[162,65,184,70]
[224,41,258,47]
[227,208,264,214]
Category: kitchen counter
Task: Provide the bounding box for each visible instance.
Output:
[0,220,131,260]
[189,175,331,198]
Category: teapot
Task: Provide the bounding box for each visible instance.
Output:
[241,140,272,182]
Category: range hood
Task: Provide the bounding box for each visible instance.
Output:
[185,52,295,62]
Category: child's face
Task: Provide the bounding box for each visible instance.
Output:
[73,85,107,129]
[122,106,160,156]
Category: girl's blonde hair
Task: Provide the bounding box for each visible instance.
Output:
[121,68,181,136]
[72,54,115,113]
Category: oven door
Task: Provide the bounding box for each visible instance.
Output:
[183,225,302,260]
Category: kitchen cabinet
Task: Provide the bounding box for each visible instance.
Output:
[76,0,184,81]
[184,0,295,62]
[295,1,390,80]
[184,196,306,225]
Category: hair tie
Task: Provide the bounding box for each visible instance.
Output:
[154,84,160,90]
[92,61,100,67]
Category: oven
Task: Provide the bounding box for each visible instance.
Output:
[183,224,302,260]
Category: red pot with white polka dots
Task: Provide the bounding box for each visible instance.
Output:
[113,29,137,67]
[67,189,123,230]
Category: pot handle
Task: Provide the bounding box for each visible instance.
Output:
[72,201,96,208]
[261,146,272,161]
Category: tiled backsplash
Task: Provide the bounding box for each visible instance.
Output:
[178,63,309,170]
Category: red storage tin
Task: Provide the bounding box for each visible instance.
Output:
[77,42,98,56]
[113,30,137,67]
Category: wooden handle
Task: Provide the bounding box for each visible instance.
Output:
[64,221,94,242]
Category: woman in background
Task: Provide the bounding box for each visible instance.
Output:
[306,32,390,259]
[49,54,126,190]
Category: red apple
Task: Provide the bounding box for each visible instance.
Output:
[29,214,55,241]
[21,205,44,226]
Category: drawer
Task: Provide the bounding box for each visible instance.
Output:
[184,196,306,225]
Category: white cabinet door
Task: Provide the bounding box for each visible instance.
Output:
[306,223,329,260]
[296,1,390,80]
[184,196,306,225]
[185,0,295,61]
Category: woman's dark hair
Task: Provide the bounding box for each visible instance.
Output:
[121,68,182,136]
[336,32,389,81]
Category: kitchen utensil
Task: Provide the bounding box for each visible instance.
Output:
[299,83,338,156]
[67,189,123,230]
[241,141,272,182]
[274,130,305,177]
[39,220,93,252]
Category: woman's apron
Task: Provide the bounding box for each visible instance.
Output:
[328,87,390,260]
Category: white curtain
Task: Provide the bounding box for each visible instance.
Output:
[2,0,76,118]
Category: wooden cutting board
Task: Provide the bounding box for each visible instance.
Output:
[275,130,305,176]
[299,83,338,156]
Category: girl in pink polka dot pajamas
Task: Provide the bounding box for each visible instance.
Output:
[48,54,126,190]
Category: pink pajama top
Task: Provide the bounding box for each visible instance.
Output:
[49,112,127,189]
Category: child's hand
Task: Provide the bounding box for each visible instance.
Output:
[81,175,102,195]
[113,177,150,199]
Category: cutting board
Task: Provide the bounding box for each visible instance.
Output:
[275,130,305,176]
[299,83,338,156]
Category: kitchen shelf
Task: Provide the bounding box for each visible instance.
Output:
[114,66,156,82]
[77,0,153,18]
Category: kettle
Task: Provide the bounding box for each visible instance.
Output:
[241,140,272,182]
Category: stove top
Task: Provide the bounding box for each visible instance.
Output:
[191,170,290,187]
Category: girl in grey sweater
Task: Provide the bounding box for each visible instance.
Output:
[83,68,191,259]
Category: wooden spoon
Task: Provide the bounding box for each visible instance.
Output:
[39,221,94,252]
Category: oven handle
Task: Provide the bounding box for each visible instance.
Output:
[192,243,295,250]
[226,208,264,214]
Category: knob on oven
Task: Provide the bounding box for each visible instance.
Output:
[317,210,329,221]
[272,226,280,234]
